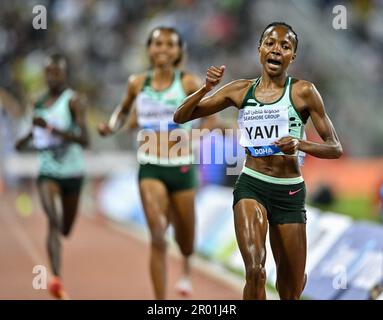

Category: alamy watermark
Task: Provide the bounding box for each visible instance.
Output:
[137,125,246,175]
[32,265,47,290]
[332,264,348,290]
[332,5,347,30]
[32,5,47,30]
[32,4,347,32]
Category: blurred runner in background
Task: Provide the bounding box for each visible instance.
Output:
[98,26,221,299]
[15,53,90,299]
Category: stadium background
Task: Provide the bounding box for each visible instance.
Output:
[1,0,383,300]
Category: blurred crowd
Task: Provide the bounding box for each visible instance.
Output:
[0,0,382,156]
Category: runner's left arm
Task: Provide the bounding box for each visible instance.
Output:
[279,82,342,159]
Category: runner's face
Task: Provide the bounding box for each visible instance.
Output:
[259,26,296,77]
[45,61,66,91]
[148,30,181,67]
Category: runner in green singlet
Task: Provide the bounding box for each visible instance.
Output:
[15,53,89,299]
[174,22,343,300]
[97,27,217,299]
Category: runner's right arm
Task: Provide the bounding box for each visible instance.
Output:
[174,66,247,123]
[98,74,143,136]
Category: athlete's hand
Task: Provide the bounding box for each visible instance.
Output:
[205,65,225,92]
[274,136,299,155]
[32,117,47,128]
[97,122,113,137]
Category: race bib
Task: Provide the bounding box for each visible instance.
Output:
[238,105,289,147]
[32,116,63,149]
[136,94,177,129]
[246,145,281,157]
[33,127,61,149]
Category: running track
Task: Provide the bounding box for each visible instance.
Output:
[0,189,242,300]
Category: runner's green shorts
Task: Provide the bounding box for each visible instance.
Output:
[37,175,84,195]
[233,167,307,225]
[138,163,198,193]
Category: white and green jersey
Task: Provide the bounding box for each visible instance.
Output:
[136,70,191,131]
[237,76,306,160]
[33,88,85,178]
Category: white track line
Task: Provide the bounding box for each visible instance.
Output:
[0,196,46,268]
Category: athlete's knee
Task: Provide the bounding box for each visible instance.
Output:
[62,226,72,237]
[48,223,61,237]
[245,263,266,286]
[178,241,194,257]
[277,276,306,300]
[174,225,194,256]
[150,229,167,251]
[46,230,60,249]
[46,214,61,230]
[279,288,302,300]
